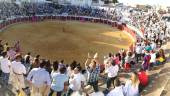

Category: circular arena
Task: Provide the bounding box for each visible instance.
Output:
[0,20,132,64]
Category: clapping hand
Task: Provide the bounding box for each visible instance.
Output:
[94,53,98,59]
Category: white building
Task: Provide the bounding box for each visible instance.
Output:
[0,0,13,2]
[0,0,109,6]
[54,0,105,6]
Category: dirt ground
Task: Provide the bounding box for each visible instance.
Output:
[0,20,133,65]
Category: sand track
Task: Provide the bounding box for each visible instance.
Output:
[0,20,133,65]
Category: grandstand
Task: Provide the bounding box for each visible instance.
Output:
[0,0,170,96]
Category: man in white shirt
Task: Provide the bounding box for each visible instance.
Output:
[107,78,124,96]
[24,52,33,62]
[135,44,142,63]
[150,50,156,67]
[11,54,26,93]
[24,52,33,73]
[27,60,51,96]
[105,61,119,89]
[89,91,104,96]
[0,52,11,86]
[67,66,86,96]
[159,32,164,47]
[151,41,156,51]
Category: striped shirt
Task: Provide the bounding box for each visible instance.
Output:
[86,65,100,83]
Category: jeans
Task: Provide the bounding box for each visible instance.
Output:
[66,88,73,96]
[88,81,99,92]
[106,77,117,89]
[24,63,31,74]
[139,83,146,93]
[49,89,62,96]
[136,53,141,63]
[142,63,149,71]
[2,72,10,85]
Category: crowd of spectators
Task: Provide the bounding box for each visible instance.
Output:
[0,2,116,21]
[0,37,167,96]
[0,1,169,96]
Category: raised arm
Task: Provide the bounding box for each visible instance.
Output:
[84,53,91,68]
[93,53,100,65]
[84,58,89,68]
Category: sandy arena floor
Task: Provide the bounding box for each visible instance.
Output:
[0,20,133,65]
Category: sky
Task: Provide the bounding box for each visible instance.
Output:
[118,0,170,7]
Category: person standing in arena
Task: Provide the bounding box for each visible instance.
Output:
[27,60,51,96]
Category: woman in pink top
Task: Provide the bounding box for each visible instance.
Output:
[113,53,121,65]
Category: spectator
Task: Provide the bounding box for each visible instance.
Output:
[49,60,59,95]
[142,51,151,71]
[135,44,142,63]
[71,91,87,96]
[51,60,59,74]
[50,66,68,96]
[14,41,21,52]
[27,60,51,96]
[158,49,166,63]
[30,54,40,70]
[7,47,16,61]
[3,43,9,52]
[24,52,32,73]
[0,52,11,86]
[67,66,85,96]
[45,60,52,74]
[105,60,119,89]
[59,60,65,68]
[67,60,77,78]
[150,41,156,51]
[124,51,133,71]
[123,72,140,96]
[89,91,104,96]
[0,40,3,55]
[11,54,26,94]
[150,50,157,67]
[85,53,100,92]
[138,68,148,93]
[107,78,124,96]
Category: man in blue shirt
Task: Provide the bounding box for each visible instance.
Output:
[50,66,68,96]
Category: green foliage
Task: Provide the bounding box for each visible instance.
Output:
[112,0,118,3]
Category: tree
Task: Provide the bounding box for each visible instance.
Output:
[112,0,118,3]
[104,0,118,4]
